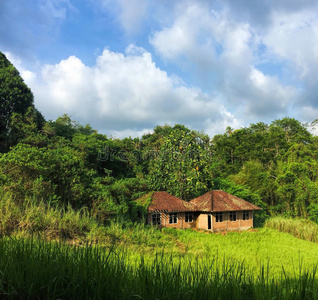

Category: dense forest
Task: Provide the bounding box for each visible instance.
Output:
[1,51,318,226]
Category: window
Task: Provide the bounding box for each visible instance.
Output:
[230,212,237,221]
[169,212,178,224]
[185,212,193,223]
[152,213,161,225]
[215,212,223,222]
[243,211,250,221]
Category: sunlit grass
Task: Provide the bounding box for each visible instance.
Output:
[265,216,318,243]
[2,192,318,298]
[0,237,318,300]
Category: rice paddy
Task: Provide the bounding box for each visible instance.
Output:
[1,224,318,299]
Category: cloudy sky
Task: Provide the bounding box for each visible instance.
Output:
[1,0,318,138]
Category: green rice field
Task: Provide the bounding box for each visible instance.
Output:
[1,224,318,299]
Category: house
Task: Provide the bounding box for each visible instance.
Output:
[135,191,197,229]
[136,190,262,231]
[190,190,262,231]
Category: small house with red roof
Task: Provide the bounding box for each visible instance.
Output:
[135,190,262,231]
[190,190,262,231]
[135,191,197,229]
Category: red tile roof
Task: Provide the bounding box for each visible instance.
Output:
[190,190,262,212]
[136,190,262,213]
[137,191,196,212]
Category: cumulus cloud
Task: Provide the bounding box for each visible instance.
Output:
[98,0,318,125]
[263,10,318,77]
[4,52,38,86]
[17,46,235,137]
[259,9,318,122]
[222,0,318,29]
[150,2,297,122]
[5,0,318,135]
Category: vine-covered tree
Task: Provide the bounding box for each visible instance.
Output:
[148,125,214,200]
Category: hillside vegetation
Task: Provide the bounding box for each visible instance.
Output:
[1,51,318,223]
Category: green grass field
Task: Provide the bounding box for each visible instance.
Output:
[1,224,318,299]
[2,194,318,299]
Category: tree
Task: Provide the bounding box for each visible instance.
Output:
[0,143,97,208]
[148,125,214,200]
[49,114,95,140]
[230,160,281,212]
[270,117,312,145]
[276,143,318,217]
[0,52,39,151]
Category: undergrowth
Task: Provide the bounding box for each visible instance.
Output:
[265,216,318,243]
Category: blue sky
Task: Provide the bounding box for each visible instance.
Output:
[1,0,318,137]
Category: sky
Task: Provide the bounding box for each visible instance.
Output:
[1,0,318,138]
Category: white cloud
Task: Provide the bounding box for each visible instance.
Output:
[299,106,318,121]
[7,0,318,137]
[204,109,242,137]
[259,9,318,111]
[4,52,38,84]
[98,0,176,35]
[263,10,318,78]
[98,0,151,35]
[150,2,297,122]
[107,128,153,139]
[40,56,95,115]
[15,46,235,137]
[150,4,222,71]
[117,0,149,34]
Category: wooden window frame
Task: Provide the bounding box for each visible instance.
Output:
[215,212,223,222]
[185,212,193,223]
[230,211,237,222]
[243,211,250,221]
[169,212,178,224]
[152,213,161,225]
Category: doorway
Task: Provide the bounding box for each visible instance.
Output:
[208,215,212,230]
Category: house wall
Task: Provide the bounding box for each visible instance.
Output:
[148,212,197,229]
[148,211,254,231]
[239,211,254,230]
[196,213,209,230]
[196,211,254,231]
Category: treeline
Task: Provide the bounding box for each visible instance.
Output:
[1,51,318,223]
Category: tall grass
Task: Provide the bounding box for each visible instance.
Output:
[2,192,318,298]
[0,237,317,300]
[265,216,318,243]
[0,192,100,240]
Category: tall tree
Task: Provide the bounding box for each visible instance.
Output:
[0,52,40,151]
[148,125,214,200]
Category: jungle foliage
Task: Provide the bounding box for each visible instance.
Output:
[1,51,318,223]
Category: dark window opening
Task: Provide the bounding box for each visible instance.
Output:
[169,212,178,224]
[152,213,161,225]
[215,212,223,222]
[230,212,237,221]
[243,211,250,220]
[185,212,193,222]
